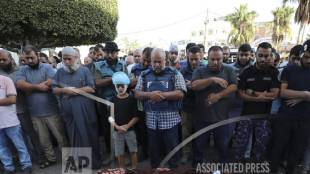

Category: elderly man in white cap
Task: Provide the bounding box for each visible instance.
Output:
[52,46,101,169]
[168,43,181,70]
[16,45,67,167]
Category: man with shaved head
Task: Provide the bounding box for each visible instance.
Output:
[135,48,186,169]
[133,49,142,64]
[0,49,48,168]
[16,45,67,167]
[52,47,101,169]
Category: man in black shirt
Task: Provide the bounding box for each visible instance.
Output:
[270,40,310,174]
[235,42,280,162]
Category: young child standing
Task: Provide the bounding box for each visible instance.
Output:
[111,72,139,169]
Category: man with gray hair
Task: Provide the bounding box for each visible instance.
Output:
[135,48,186,169]
[16,45,67,167]
[52,47,101,169]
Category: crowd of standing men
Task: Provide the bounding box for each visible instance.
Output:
[0,39,310,174]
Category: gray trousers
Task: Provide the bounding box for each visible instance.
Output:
[31,114,67,162]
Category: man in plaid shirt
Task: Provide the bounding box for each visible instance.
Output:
[135,48,186,169]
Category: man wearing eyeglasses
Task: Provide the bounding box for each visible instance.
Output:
[234,42,280,162]
[270,40,310,174]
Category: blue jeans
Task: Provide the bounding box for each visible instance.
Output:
[193,120,230,166]
[0,125,32,171]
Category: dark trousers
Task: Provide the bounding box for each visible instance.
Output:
[97,103,111,153]
[270,118,310,174]
[234,119,270,161]
[147,126,179,168]
[134,111,148,159]
[192,120,230,166]
[17,112,46,163]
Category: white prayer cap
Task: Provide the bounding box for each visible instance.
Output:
[169,44,178,52]
[62,47,78,58]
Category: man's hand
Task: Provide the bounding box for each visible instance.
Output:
[36,81,50,92]
[206,93,221,105]
[286,98,303,107]
[149,91,165,102]
[116,125,127,134]
[63,87,78,96]
[304,91,310,101]
[185,80,191,87]
[210,77,228,88]
[256,91,274,102]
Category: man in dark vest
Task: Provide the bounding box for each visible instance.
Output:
[135,48,187,169]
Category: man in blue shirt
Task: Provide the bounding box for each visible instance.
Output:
[94,41,127,162]
[130,47,153,160]
[180,46,203,163]
[16,45,67,166]
[270,40,310,174]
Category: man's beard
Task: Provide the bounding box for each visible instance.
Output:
[0,62,13,73]
[107,58,117,65]
[238,59,250,67]
[64,63,80,73]
[207,64,221,72]
[28,62,40,69]
[153,66,165,75]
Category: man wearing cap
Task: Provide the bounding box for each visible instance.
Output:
[270,40,310,174]
[168,44,181,70]
[52,47,101,169]
[135,48,186,169]
[16,45,67,166]
[95,41,127,162]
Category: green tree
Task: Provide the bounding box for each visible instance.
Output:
[272,6,295,47]
[0,0,118,49]
[283,0,310,43]
[225,4,257,47]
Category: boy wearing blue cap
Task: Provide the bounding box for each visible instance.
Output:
[110,72,139,169]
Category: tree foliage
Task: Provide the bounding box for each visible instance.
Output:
[283,0,310,24]
[0,0,118,49]
[225,4,257,47]
[272,6,295,46]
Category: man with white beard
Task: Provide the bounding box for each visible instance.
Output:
[52,47,101,169]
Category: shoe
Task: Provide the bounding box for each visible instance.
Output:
[23,167,32,174]
[302,169,309,174]
[48,160,57,166]
[102,156,112,166]
[39,160,50,169]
